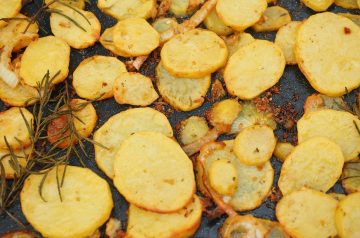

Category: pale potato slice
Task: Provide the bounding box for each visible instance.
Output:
[207,99,242,133]
[0,14,39,52]
[225,33,255,57]
[297,109,360,162]
[156,63,210,111]
[295,12,360,96]
[97,0,156,20]
[335,192,360,238]
[253,6,292,32]
[0,147,31,179]
[301,0,334,11]
[99,27,124,56]
[21,165,113,238]
[152,17,178,33]
[112,18,159,57]
[209,158,238,195]
[224,40,285,100]
[275,21,301,65]
[73,56,127,100]
[204,9,233,36]
[20,36,70,87]
[113,72,158,106]
[170,0,203,16]
[219,215,268,238]
[216,0,267,31]
[45,0,85,9]
[335,0,359,8]
[260,219,290,238]
[161,29,228,78]
[0,107,33,150]
[274,142,294,162]
[0,0,22,28]
[234,125,276,166]
[126,195,202,238]
[177,116,209,145]
[342,161,360,194]
[338,13,360,26]
[276,188,338,238]
[0,78,38,107]
[94,107,173,178]
[113,132,195,213]
[279,137,344,195]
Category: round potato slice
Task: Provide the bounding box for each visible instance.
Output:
[45,0,85,9]
[94,107,173,178]
[97,0,156,20]
[342,161,360,194]
[335,0,359,9]
[204,9,233,36]
[113,132,195,213]
[113,72,158,106]
[301,0,334,11]
[21,165,113,238]
[208,158,238,195]
[126,195,202,238]
[20,36,70,87]
[278,137,344,195]
[275,21,301,65]
[0,0,22,28]
[0,107,33,150]
[178,116,209,146]
[276,188,338,238]
[224,40,285,100]
[0,78,38,107]
[234,125,276,166]
[99,27,124,56]
[50,6,101,49]
[297,109,360,162]
[156,63,210,111]
[0,147,31,179]
[295,12,360,96]
[225,33,255,57]
[161,29,228,78]
[113,18,160,57]
[252,6,292,32]
[152,17,178,34]
[274,142,295,162]
[216,0,267,31]
[170,0,190,16]
[335,192,360,238]
[73,56,127,100]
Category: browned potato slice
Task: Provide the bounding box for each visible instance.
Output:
[275,21,301,65]
[207,99,242,133]
[301,0,334,11]
[335,0,359,9]
[0,230,35,238]
[177,116,209,146]
[342,161,360,194]
[274,142,294,162]
[253,6,292,32]
[335,192,360,238]
[0,0,22,28]
[303,93,349,113]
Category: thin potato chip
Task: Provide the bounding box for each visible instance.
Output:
[97,0,156,20]
[204,9,233,36]
[335,0,359,9]
[335,192,360,238]
[275,21,301,65]
[301,0,334,11]
[0,0,22,28]
[177,116,209,146]
[253,6,292,32]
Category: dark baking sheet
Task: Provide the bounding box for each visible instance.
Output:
[0,0,359,237]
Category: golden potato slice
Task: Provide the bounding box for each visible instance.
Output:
[279,137,344,195]
[94,107,173,178]
[339,13,360,26]
[97,0,156,20]
[224,40,285,100]
[296,12,360,96]
[45,0,85,9]
[50,6,101,49]
[207,99,242,133]
[0,14,39,52]
[113,132,195,213]
[275,21,301,65]
[219,215,268,238]
[276,188,338,238]
[161,29,228,78]
[177,116,209,145]
[253,6,292,32]
[170,0,202,16]
[152,17,178,34]
[204,9,233,36]
[99,27,124,56]
[209,158,238,195]
[342,161,360,194]
[335,0,359,8]
[301,0,334,11]
[20,36,70,87]
[0,0,22,28]
[0,78,38,107]
[126,195,202,238]
[225,33,255,57]
[113,72,158,106]
[112,18,159,57]
[0,147,31,179]
[156,63,210,111]
[234,125,276,166]
[274,142,294,162]
[73,56,127,100]
[329,193,346,201]
[0,107,33,150]
[21,165,113,238]
[335,192,360,238]
[216,0,267,31]
[297,109,360,162]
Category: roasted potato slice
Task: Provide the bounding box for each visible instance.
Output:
[177,116,210,146]
[260,219,290,238]
[0,230,35,238]
[170,0,204,16]
[253,6,292,32]
[0,0,22,28]
[301,0,334,11]
[97,0,156,20]
[338,13,360,26]
[204,9,233,36]
[0,147,31,179]
[303,93,349,113]
[275,21,301,65]
[208,158,238,196]
[219,215,268,238]
[335,192,360,238]
[152,17,178,33]
[274,142,294,162]
[99,26,124,56]
[335,0,359,9]
[45,0,85,9]
[342,161,360,194]
[225,33,255,57]
[0,78,38,107]
[329,193,346,201]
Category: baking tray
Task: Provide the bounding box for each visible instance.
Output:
[0,0,359,237]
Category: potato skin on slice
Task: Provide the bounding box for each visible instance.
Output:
[335,192,360,238]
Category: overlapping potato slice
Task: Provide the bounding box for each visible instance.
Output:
[342,161,360,194]
[0,0,22,28]
[335,0,359,8]
[177,116,209,146]
[170,0,204,16]
[0,147,31,179]
[73,56,127,100]
[275,21,301,65]
[0,107,33,150]
[204,9,233,36]
[253,6,292,32]
[113,72,158,106]
[0,78,38,107]
[152,17,178,33]
[20,36,70,87]
[161,29,228,78]
[156,63,210,111]
[94,107,173,178]
[216,0,267,31]
[219,215,268,238]
[99,27,124,56]
[234,125,276,166]
[339,13,360,26]
[303,93,349,113]
[21,165,113,238]
[276,188,338,238]
[50,6,101,49]
[297,109,360,162]
[112,18,159,57]
[260,219,290,238]
[274,142,294,162]
[225,33,255,57]
[295,12,360,96]
[301,0,334,11]
[278,137,344,195]
[126,195,202,238]
[97,0,156,20]
[113,132,195,213]
[224,40,285,100]
[335,192,360,238]
[45,0,85,9]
